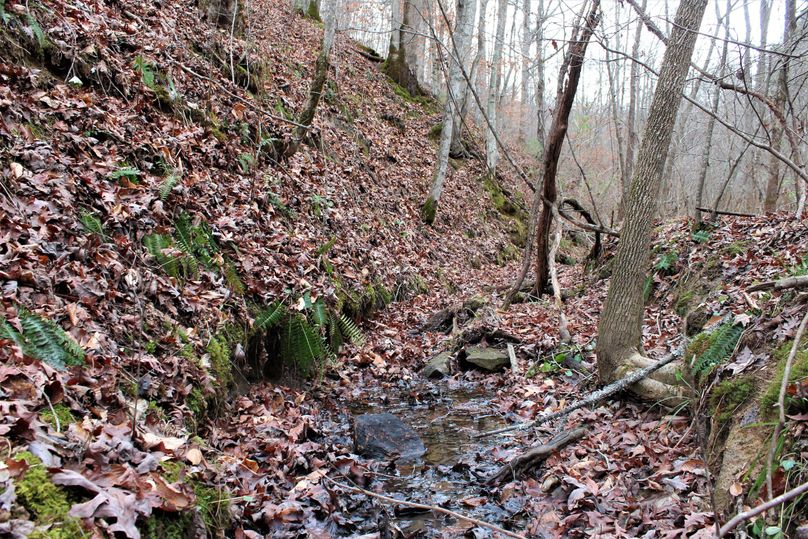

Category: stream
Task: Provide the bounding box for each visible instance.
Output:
[340,379,528,537]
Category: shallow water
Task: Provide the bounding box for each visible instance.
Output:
[347,381,523,536]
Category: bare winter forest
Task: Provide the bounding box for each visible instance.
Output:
[1,0,807,537]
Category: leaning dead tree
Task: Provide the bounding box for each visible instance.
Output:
[533,0,600,294]
[282,0,336,159]
[596,0,708,401]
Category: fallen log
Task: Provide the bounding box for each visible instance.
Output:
[695,207,756,218]
[486,427,586,486]
[748,275,808,292]
[475,351,680,438]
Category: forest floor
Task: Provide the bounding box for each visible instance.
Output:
[1,0,808,538]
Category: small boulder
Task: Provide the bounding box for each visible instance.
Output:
[423,351,452,379]
[353,413,426,461]
[460,346,509,372]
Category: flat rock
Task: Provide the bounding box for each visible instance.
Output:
[353,413,426,461]
[460,346,509,372]
[423,351,452,378]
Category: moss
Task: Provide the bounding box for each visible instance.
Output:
[159,460,185,484]
[206,335,232,387]
[760,335,808,418]
[675,290,696,316]
[387,78,432,108]
[193,483,231,533]
[187,387,208,417]
[40,404,74,432]
[304,1,321,22]
[482,175,528,247]
[685,331,713,365]
[428,122,443,141]
[13,452,86,539]
[710,377,755,425]
[143,511,195,539]
[421,196,438,225]
[723,240,750,257]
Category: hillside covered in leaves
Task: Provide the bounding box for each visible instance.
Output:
[1,0,808,538]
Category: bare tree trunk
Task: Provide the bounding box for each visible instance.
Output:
[450,0,478,156]
[533,1,601,294]
[421,0,476,224]
[520,0,533,140]
[283,0,336,159]
[622,0,646,218]
[486,0,509,174]
[694,0,730,225]
[606,47,627,217]
[384,0,425,96]
[597,0,708,398]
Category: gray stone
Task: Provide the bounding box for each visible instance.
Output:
[460,346,509,372]
[423,351,452,378]
[353,413,426,461]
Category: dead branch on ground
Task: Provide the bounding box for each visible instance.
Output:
[748,275,808,292]
[486,427,586,485]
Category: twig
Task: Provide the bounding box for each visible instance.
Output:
[507,343,519,374]
[765,312,808,504]
[42,392,61,434]
[323,477,526,539]
[486,427,586,485]
[715,480,808,538]
[475,351,679,438]
[748,275,808,293]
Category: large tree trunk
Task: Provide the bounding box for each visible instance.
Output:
[621,0,646,220]
[384,0,425,97]
[485,0,509,173]
[596,0,708,398]
[421,0,476,224]
[533,1,600,294]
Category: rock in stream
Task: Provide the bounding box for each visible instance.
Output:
[460,346,510,372]
[353,413,426,461]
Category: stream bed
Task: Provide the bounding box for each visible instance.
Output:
[341,379,528,536]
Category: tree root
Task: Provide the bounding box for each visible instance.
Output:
[485,427,587,486]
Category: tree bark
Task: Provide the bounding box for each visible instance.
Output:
[421,0,476,224]
[622,0,646,219]
[384,0,425,97]
[596,0,708,397]
[533,1,600,294]
[693,0,729,225]
[283,0,336,159]
[486,0,509,174]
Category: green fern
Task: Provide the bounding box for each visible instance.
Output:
[159,173,180,200]
[254,302,286,332]
[692,322,744,375]
[224,259,245,294]
[337,314,365,347]
[78,209,104,237]
[4,310,85,369]
[25,12,47,49]
[310,298,328,328]
[144,233,181,278]
[281,315,323,376]
[327,312,344,353]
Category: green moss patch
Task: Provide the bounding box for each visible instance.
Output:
[40,404,74,432]
[13,452,86,539]
[482,175,528,248]
[760,335,808,418]
[710,377,755,425]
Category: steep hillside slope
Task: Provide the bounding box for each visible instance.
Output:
[0,0,527,537]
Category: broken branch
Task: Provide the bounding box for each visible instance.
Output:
[748,275,808,292]
[486,427,586,485]
[475,352,679,438]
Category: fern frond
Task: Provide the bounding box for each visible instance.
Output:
[310,298,328,328]
[0,317,24,348]
[224,260,245,294]
[78,210,104,236]
[692,322,743,375]
[144,233,181,278]
[159,173,179,200]
[337,314,365,347]
[254,302,286,332]
[327,312,343,353]
[281,315,323,377]
[17,309,84,369]
[173,212,195,256]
